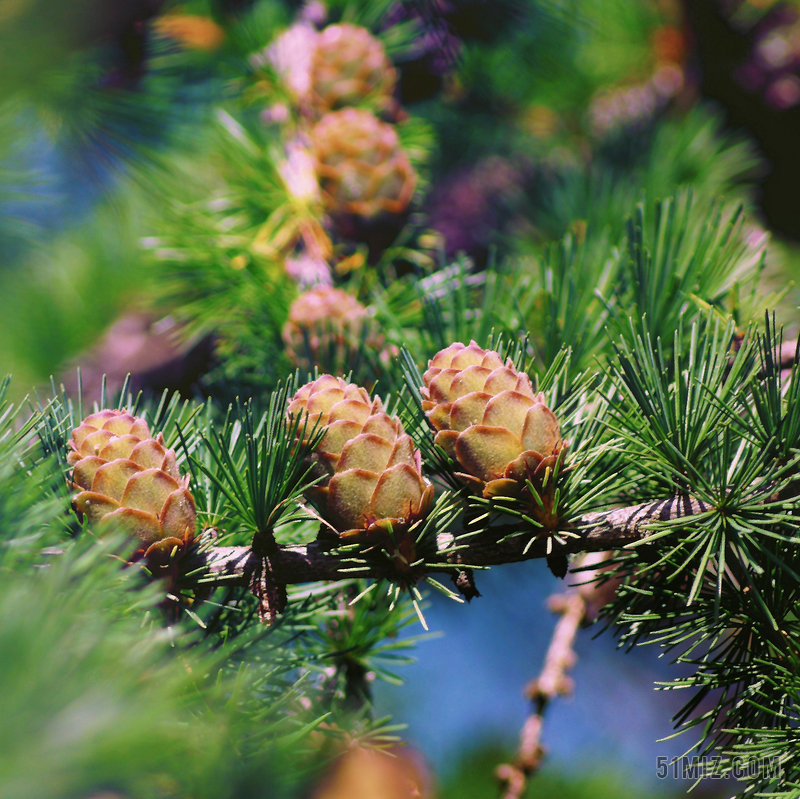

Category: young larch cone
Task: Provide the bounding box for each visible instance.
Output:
[288,376,434,567]
[284,253,333,289]
[278,140,322,204]
[266,23,319,105]
[68,410,196,562]
[309,23,397,115]
[310,109,417,218]
[282,286,370,371]
[421,341,566,504]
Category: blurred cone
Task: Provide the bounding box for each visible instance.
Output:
[311,747,432,799]
[310,23,397,115]
[282,286,370,372]
[310,109,416,218]
[154,14,225,50]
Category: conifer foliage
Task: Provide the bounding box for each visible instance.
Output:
[5,1,800,797]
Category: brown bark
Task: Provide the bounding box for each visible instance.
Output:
[183,495,708,589]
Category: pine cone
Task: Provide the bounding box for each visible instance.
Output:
[282,286,369,372]
[310,109,416,218]
[310,23,396,115]
[288,376,434,554]
[421,341,566,500]
[68,410,196,561]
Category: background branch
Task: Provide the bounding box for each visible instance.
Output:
[495,551,615,798]
[495,590,586,798]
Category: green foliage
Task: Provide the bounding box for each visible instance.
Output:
[8,2,800,796]
[610,196,754,344]
[0,198,146,394]
[583,316,800,789]
[519,108,761,252]
[300,580,426,704]
[184,386,320,541]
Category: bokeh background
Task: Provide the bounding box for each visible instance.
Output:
[4,0,800,795]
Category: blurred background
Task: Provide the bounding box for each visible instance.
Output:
[3,0,800,795]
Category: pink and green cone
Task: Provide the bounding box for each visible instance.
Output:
[422,341,566,531]
[289,376,434,576]
[68,409,196,563]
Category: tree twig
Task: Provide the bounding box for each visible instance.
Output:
[495,551,616,799]
[182,495,708,589]
[495,589,586,798]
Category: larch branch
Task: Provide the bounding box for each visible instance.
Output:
[182,495,708,588]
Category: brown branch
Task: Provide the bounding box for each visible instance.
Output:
[496,590,586,798]
[183,495,708,589]
[495,552,614,799]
